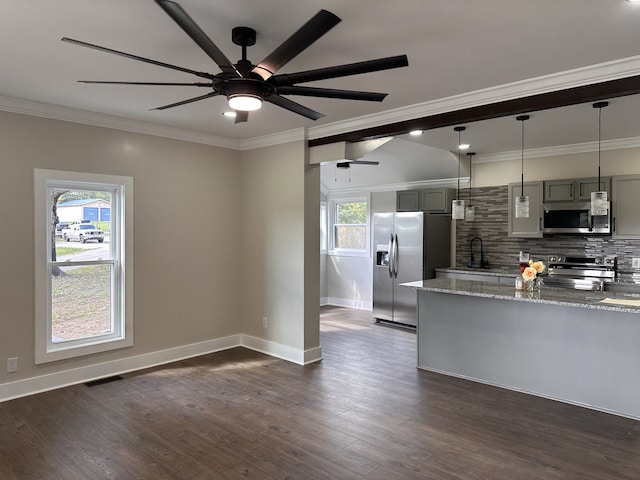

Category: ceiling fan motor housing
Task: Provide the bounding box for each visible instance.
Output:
[224,78,275,102]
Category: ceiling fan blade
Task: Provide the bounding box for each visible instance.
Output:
[151,91,219,110]
[270,55,408,86]
[252,10,341,80]
[235,111,249,124]
[155,0,239,76]
[78,81,214,87]
[265,95,324,120]
[277,86,387,102]
[62,37,216,80]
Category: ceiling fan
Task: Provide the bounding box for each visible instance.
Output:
[62,0,409,124]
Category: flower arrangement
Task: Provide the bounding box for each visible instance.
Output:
[522,259,545,290]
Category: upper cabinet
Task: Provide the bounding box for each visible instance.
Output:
[397,187,455,213]
[508,181,543,238]
[543,177,610,202]
[612,175,640,239]
[396,190,420,212]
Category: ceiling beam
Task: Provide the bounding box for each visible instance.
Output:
[308,74,640,148]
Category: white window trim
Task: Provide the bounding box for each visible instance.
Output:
[327,193,371,258]
[320,201,328,254]
[34,169,134,364]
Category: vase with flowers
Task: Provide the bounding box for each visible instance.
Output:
[522,259,546,291]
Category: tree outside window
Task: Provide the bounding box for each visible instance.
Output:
[333,200,367,250]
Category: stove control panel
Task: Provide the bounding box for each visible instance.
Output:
[547,255,617,267]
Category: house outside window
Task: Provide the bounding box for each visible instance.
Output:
[34,169,133,364]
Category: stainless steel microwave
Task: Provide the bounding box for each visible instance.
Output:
[542,202,611,235]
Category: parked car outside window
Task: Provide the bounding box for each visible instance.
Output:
[62,223,105,243]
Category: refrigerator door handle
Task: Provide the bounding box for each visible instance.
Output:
[392,233,399,278]
[387,234,394,278]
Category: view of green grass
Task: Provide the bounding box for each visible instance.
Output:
[55,246,86,256]
[51,265,112,341]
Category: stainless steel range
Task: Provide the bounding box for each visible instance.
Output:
[544,255,617,291]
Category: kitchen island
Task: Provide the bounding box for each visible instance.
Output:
[403,278,640,420]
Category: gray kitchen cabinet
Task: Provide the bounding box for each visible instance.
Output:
[396,190,420,211]
[544,179,575,202]
[419,187,454,213]
[612,175,640,238]
[396,187,454,213]
[577,177,610,201]
[508,181,543,238]
[543,177,610,202]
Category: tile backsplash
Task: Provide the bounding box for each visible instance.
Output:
[455,185,640,279]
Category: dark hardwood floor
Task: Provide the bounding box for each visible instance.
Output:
[1,306,639,479]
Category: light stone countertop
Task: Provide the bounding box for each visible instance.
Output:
[402,277,640,314]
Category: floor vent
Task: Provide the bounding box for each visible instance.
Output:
[84,375,123,387]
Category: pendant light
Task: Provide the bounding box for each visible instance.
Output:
[515,115,530,218]
[591,101,609,216]
[452,126,466,220]
[465,152,476,222]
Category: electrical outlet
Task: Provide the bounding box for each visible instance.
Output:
[633,258,640,269]
[6,357,18,373]
[262,316,268,328]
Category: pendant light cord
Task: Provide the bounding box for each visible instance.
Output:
[457,129,461,199]
[454,126,465,201]
[592,101,608,190]
[467,152,475,206]
[520,119,525,197]
[516,115,529,197]
[597,104,602,187]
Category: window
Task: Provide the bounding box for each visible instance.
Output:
[328,196,370,256]
[320,201,327,254]
[34,169,133,364]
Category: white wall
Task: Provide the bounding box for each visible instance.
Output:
[0,112,323,399]
[0,110,243,390]
[240,139,321,361]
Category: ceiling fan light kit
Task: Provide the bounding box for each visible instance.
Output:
[62,0,408,124]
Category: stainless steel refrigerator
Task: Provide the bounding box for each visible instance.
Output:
[373,212,451,327]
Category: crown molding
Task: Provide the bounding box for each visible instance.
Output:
[322,177,468,196]
[475,137,640,163]
[237,128,307,150]
[307,55,640,142]
[3,55,640,153]
[0,95,242,150]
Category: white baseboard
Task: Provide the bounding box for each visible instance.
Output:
[0,335,322,402]
[325,297,373,310]
[241,335,323,365]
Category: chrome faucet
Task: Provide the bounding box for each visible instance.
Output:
[469,236,489,268]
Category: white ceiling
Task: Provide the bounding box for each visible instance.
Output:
[3,0,640,184]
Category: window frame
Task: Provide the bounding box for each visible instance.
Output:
[320,201,328,254]
[327,194,370,257]
[34,169,133,364]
